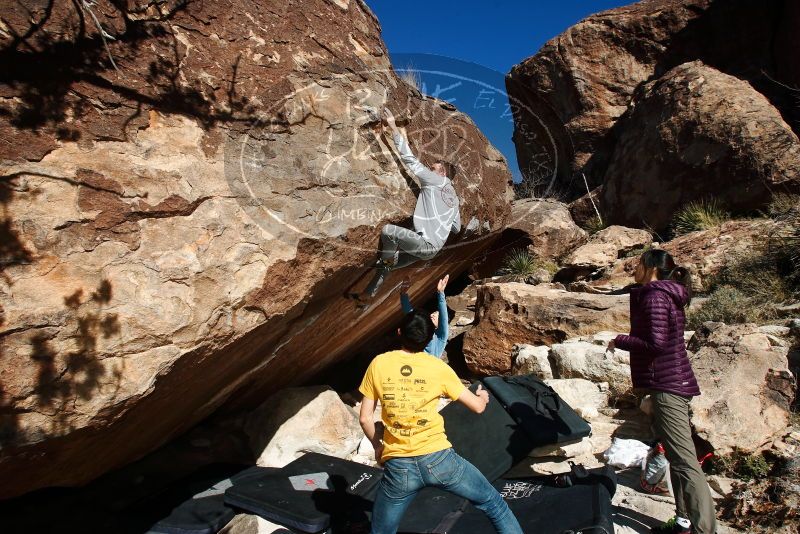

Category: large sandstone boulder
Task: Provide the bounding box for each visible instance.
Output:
[602,62,800,230]
[244,386,362,468]
[0,0,512,498]
[503,199,587,261]
[688,323,795,454]
[462,283,630,375]
[507,0,799,201]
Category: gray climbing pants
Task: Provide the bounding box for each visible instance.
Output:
[362,225,439,298]
[379,224,438,268]
[651,391,717,534]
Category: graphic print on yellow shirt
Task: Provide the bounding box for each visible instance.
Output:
[359,350,466,460]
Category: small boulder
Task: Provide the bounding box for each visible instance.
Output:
[505,198,588,261]
[549,340,632,398]
[221,514,295,534]
[244,386,362,467]
[545,378,609,421]
[585,220,772,293]
[559,225,652,280]
[511,344,553,379]
[525,268,554,286]
[707,475,736,499]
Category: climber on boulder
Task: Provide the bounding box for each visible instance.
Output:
[354,109,461,302]
[399,274,450,358]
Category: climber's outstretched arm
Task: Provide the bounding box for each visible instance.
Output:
[399,278,414,314]
[383,110,443,187]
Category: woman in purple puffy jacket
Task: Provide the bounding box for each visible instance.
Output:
[608,249,716,534]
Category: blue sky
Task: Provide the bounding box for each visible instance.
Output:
[366,1,631,180]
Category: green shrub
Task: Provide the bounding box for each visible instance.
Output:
[708,452,772,481]
[688,254,793,329]
[672,199,730,236]
[499,249,557,277]
[583,215,607,235]
[501,248,537,276]
[688,286,759,329]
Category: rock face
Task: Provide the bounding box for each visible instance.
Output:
[507,0,800,220]
[462,283,630,375]
[602,62,800,230]
[511,344,553,379]
[545,378,609,421]
[591,219,774,292]
[0,1,512,498]
[549,341,632,399]
[559,225,651,279]
[504,199,587,261]
[245,386,362,468]
[688,323,795,454]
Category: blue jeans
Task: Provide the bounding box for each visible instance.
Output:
[370,448,523,534]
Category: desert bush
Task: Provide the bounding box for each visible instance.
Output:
[709,451,772,481]
[768,198,800,286]
[399,66,422,92]
[672,199,730,236]
[688,244,796,329]
[766,193,800,219]
[499,249,557,277]
[688,287,764,328]
[583,215,607,235]
[623,243,653,259]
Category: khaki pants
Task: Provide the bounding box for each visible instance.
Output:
[651,391,717,534]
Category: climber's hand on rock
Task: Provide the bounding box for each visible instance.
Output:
[399,278,411,294]
[437,274,449,293]
[382,108,397,129]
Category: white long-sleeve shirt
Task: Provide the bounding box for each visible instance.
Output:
[392,131,462,251]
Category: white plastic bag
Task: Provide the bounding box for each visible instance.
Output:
[602,437,650,468]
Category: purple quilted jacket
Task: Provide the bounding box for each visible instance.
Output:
[614,280,700,397]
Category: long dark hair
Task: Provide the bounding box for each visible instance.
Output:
[640,249,693,305]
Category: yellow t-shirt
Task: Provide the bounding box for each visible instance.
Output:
[359,350,466,461]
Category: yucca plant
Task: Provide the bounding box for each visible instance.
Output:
[583,215,607,235]
[501,248,539,277]
[671,199,730,236]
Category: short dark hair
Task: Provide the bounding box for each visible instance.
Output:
[437,160,458,179]
[399,310,434,352]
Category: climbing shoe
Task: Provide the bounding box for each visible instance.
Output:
[651,517,691,534]
[363,265,390,298]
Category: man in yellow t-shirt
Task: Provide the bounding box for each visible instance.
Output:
[359,310,522,534]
